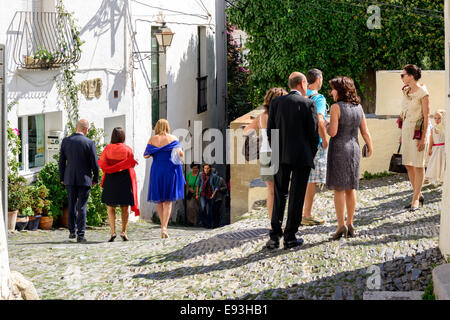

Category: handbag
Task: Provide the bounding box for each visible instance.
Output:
[242,130,260,162]
[389,144,407,173]
[362,144,368,158]
[396,116,403,129]
[413,118,424,140]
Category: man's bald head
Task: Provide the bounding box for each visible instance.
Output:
[76,119,89,135]
[288,72,306,89]
[288,72,308,95]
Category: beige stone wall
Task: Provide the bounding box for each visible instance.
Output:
[359,118,402,175]
[376,70,446,116]
[440,0,450,258]
[229,110,262,223]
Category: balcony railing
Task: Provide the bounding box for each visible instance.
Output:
[11,11,81,69]
[197,75,208,113]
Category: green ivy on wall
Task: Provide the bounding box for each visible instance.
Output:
[227,0,444,111]
[55,0,84,134]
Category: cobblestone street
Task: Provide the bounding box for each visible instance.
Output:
[7,174,446,300]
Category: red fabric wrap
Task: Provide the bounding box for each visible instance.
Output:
[98,144,140,216]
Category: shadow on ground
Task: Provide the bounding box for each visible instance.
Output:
[132,228,271,266]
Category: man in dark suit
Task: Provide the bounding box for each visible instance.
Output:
[266,72,319,249]
[59,119,99,243]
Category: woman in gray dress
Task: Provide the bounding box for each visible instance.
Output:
[326,77,373,240]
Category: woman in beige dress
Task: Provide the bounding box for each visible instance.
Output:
[425,110,446,185]
[399,64,431,211]
[243,87,288,220]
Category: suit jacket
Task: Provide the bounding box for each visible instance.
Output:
[267,91,319,168]
[59,133,99,186]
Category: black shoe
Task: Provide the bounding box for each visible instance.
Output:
[419,195,425,207]
[283,238,304,250]
[120,233,129,241]
[405,196,424,209]
[69,232,76,239]
[77,237,87,243]
[265,239,280,250]
[108,233,117,242]
[409,206,420,212]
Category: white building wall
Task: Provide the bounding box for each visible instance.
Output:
[1,0,227,222]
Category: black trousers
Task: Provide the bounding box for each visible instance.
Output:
[270,164,311,241]
[213,200,223,228]
[66,185,91,237]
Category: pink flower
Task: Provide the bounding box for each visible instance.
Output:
[12,128,20,136]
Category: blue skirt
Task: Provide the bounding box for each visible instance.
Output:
[148,161,185,203]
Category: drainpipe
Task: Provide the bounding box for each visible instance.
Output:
[1,44,8,236]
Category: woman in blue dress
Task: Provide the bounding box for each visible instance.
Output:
[144,119,185,238]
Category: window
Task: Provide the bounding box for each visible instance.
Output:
[197,26,207,114]
[18,115,45,172]
[151,26,167,127]
[197,76,208,113]
[151,27,160,127]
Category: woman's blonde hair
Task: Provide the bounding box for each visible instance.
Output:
[154,119,171,135]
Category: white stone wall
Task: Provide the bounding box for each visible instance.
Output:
[0,0,227,222]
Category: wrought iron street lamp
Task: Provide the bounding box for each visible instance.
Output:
[132,22,175,60]
[154,22,175,53]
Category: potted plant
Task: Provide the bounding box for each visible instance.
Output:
[7,175,27,231]
[39,199,54,230]
[16,206,34,231]
[23,55,38,68]
[26,184,49,231]
[33,46,60,68]
[37,159,67,228]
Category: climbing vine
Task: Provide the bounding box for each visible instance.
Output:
[227,0,445,112]
[7,101,21,176]
[55,0,84,134]
[227,23,253,123]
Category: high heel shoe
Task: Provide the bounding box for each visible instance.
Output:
[120,233,129,241]
[419,195,425,207]
[108,233,117,242]
[405,195,424,209]
[331,225,348,240]
[347,224,355,238]
[161,229,169,239]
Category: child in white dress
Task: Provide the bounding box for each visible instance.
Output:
[425,110,446,185]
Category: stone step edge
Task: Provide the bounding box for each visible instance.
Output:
[363,291,424,300]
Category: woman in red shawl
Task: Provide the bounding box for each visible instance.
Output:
[98,127,139,242]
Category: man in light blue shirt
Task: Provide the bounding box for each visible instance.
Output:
[303,69,328,226]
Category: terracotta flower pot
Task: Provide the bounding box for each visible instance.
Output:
[8,211,18,231]
[58,207,69,228]
[39,216,53,230]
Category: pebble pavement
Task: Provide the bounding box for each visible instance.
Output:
[7,174,446,300]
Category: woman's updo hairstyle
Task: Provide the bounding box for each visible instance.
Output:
[403,64,422,81]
